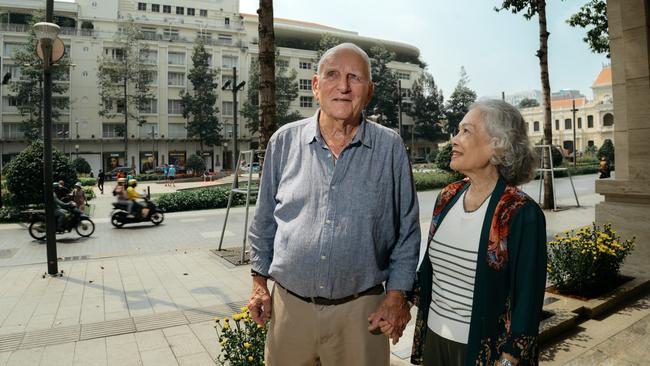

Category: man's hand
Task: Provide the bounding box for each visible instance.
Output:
[367,290,411,345]
[248,276,272,325]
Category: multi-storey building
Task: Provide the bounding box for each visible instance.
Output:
[0,0,425,173]
[520,65,614,155]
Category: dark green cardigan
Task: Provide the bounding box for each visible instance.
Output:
[410,177,547,366]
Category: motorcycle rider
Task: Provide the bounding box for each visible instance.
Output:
[126,179,145,218]
[113,177,133,216]
[53,182,75,230]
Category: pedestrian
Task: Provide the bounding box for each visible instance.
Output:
[97,169,105,194]
[408,100,547,366]
[89,169,94,178]
[598,156,611,179]
[72,182,87,213]
[163,164,169,186]
[247,43,420,366]
[168,164,176,187]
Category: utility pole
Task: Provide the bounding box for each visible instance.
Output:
[571,99,578,167]
[222,67,245,186]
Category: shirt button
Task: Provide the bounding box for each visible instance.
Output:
[331,186,336,191]
[325,219,331,224]
[321,255,326,260]
[327,153,332,158]
[320,285,324,289]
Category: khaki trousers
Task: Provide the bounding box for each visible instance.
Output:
[265,284,390,366]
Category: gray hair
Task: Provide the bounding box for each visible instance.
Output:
[316,42,372,81]
[470,99,536,186]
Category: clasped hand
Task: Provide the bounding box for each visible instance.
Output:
[367,290,412,345]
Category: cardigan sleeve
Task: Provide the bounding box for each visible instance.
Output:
[502,201,547,361]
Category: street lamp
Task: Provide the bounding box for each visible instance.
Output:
[0,71,11,208]
[33,7,61,276]
[222,67,245,186]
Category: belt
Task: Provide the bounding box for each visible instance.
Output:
[282,284,384,306]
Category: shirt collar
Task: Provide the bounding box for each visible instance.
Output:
[304,109,372,148]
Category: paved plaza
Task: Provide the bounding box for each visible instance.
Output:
[0,174,648,365]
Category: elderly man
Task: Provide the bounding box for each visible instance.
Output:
[248,43,420,365]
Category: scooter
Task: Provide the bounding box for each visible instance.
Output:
[28,205,95,240]
[111,197,164,228]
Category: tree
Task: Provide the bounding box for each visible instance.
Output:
[241,58,301,134]
[407,71,446,141]
[445,67,477,135]
[185,154,206,175]
[496,1,554,209]
[181,39,221,156]
[4,140,77,207]
[598,139,615,165]
[258,0,276,150]
[9,11,71,141]
[435,143,454,172]
[567,0,609,57]
[368,45,399,129]
[97,19,156,159]
[518,97,540,108]
[72,157,91,174]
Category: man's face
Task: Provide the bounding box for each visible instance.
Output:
[313,49,374,124]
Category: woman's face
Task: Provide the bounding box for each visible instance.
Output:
[449,108,496,175]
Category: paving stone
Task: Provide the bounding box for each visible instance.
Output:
[39,342,75,366]
[176,351,215,366]
[166,333,206,358]
[135,330,168,352]
[72,338,107,366]
[140,347,178,366]
[6,347,44,366]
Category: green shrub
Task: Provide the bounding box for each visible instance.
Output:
[83,187,96,201]
[79,177,97,186]
[72,157,91,174]
[413,171,463,191]
[214,306,266,366]
[435,143,454,172]
[585,144,597,156]
[427,150,439,163]
[598,139,615,166]
[4,140,78,207]
[547,223,635,296]
[186,154,206,174]
[156,187,256,212]
[0,206,21,223]
[135,174,162,181]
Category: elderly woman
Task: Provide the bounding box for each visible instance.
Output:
[410,99,547,366]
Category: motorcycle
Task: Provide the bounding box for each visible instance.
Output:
[28,206,95,240]
[111,197,164,228]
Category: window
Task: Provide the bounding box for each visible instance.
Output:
[578,117,582,129]
[588,140,594,147]
[187,8,195,16]
[222,55,238,68]
[163,5,171,13]
[300,96,313,108]
[400,88,411,98]
[140,99,157,114]
[168,51,185,65]
[564,118,572,130]
[3,43,27,57]
[222,101,234,116]
[525,122,529,132]
[167,72,185,86]
[587,115,594,128]
[299,61,312,70]
[163,29,179,41]
[139,123,159,137]
[197,32,212,41]
[555,119,559,130]
[143,71,157,85]
[116,99,125,114]
[200,9,207,17]
[2,123,24,139]
[138,2,146,11]
[176,6,184,15]
[168,100,183,115]
[105,48,125,60]
[277,59,289,68]
[2,96,18,108]
[396,71,410,80]
[102,123,122,138]
[533,121,540,132]
[140,49,157,63]
[217,34,232,45]
[140,27,157,40]
[5,65,25,81]
[603,113,614,127]
[151,4,160,12]
[299,79,312,90]
[53,123,70,138]
[168,123,186,138]
[225,18,230,26]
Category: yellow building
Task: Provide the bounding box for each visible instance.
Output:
[520,65,614,154]
[0,0,424,173]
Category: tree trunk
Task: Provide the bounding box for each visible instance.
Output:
[537,1,554,209]
[258,0,276,151]
[123,76,129,165]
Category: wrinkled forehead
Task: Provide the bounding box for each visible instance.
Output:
[319,49,371,79]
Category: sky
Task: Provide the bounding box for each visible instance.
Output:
[238,0,609,100]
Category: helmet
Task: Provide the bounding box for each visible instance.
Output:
[75,182,82,188]
[128,179,137,187]
[117,178,126,185]
[52,182,60,188]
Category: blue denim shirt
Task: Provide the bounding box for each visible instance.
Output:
[249,111,420,299]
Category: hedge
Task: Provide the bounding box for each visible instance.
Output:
[79,177,97,186]
[413,171,464,191]
[136,174,162,181]
[0,206,21,223]
[156,187,257,213]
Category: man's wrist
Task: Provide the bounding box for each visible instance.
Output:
[251,269,269,279]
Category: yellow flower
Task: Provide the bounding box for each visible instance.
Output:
[241,306,249,312]
[213,317,220,322]
[244,342,251,348]
[233,314,242,321]
[223,322,230,330]
[248,356,254,361]
[220,339,227,346]
[223,317,230,322]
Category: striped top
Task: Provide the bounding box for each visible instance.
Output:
[427,190,489,344]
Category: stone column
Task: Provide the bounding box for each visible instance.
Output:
[596,0,650,275]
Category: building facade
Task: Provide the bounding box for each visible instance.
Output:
[519,65,614,155]
[0,0,425,174]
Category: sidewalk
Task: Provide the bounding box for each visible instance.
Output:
[1,175,648,365]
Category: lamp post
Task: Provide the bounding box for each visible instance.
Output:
[148,125,157,169]
[33,8,61,276]
[571,99,578,167]
[396,79,403,137]
[221,67,245,187]
[74,144,79,159]
[1,71,11,208]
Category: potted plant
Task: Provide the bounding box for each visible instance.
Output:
[214,306,267,365]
